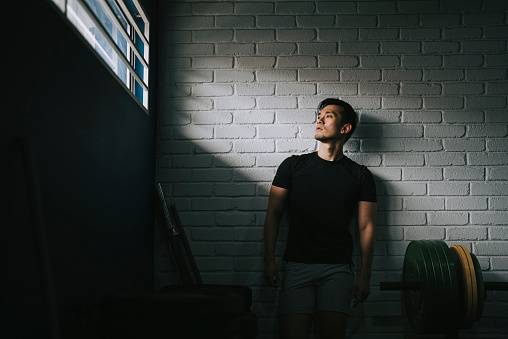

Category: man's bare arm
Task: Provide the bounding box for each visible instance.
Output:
[263,185,289,287]
[352,201,377,307]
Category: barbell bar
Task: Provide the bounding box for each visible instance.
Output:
[380,240,508,335]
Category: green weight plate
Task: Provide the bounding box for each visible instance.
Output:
[403,241,432,334]
[470,252,484,321]
[433,240,459,330]
[420,240,445,334]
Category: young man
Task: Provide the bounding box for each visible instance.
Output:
[263,98,377,339]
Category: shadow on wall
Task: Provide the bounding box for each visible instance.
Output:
[155,107,416,337]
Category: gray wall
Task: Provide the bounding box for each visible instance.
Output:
[157,0,508,338]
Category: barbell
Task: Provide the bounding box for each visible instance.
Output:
[380,240,508,335]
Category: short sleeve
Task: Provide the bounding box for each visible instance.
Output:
[272,156,294,189]
[359,166,377,203]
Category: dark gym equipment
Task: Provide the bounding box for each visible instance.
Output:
[380,240,508,336]
[97,184,257,338]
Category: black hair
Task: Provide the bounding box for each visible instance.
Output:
[317,98,358,142]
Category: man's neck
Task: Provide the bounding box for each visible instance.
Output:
[317,141,344,161]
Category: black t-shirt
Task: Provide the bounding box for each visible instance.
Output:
[272,152,377,264]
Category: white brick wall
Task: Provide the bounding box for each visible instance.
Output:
[157,1,508,338]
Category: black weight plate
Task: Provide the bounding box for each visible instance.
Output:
[433,240,459,330]
[420,240,444,333]
[403,241,432,334]
[427,240,450,332]
[470,252,484,321]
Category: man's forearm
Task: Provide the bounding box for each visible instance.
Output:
[359,225,375,278]
[264,214,280,261]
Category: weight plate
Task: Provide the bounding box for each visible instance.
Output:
[403,241,432,334]
[431,240,459,330]
[420,240,445,333]
[450,245,473,329]
[470,252,484,320]
[460,245,477,329]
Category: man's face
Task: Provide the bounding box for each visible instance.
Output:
[315,104,346,141]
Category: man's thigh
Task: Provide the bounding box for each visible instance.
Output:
[318,311,348,339]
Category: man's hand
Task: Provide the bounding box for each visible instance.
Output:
[351,275,370,307]
[263,258,280,287]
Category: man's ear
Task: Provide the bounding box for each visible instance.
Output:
[340,123,352,135]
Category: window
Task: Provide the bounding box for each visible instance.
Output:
[51,0,149,110]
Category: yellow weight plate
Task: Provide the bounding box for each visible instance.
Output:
[450,245,473,329]
[459,245,477,329]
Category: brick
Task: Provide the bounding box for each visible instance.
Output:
[379,14,419,27]
[215,97,256,110]
[215,212,256,226]
[299,42,337,54]
[195,257,234,271]
[277,83,317,96]
[359,84,399,96]
[429,183,470,196]
[488,83,508,95]
[427,153,466,166]
[446,197,488,210]
[383,97,422,109]
[359,1,397,13]
[317,1,357,13]
[468,153,508,166]
[174,126,214,139]
[214,154,256,167]
[486,111,508,123]
[340,42,380,54]
[192,140,233,153]
[257,15,296,28]
[192,84,234,97]
[318,29,358,41]
[386,212,426,226]
[169,16,214,29]
[236,56,276,68]
[402,55,442,67]
[487,139,508,152]
[423,41,460,53]
[399,1,439,13]
[361,56,400,68]
[401,28,441,40]
[215,183,256,197]
[384,154,425,166]
[385,182,427,196]
[173,183,214,196]
[467,125,507,137]
[276,139,317,153]
[216,15,255,28]
[192,169,233,182]
[490,227,508,240]
[297,15,335,28]
[277,56,317,68]
[475,241,508,255]
[447,227,487,241]
[443,110,484,123]
[360,29,399,40]
[466,97,507,110]
[406,226,445,240]
[429,212,469,225]
[258,124,298,139]
[257,70,297,82]
[171,70,213,83]
[383,125,424,138]
[491,258,508,270]
[276,110,316,124]
[443,139,484,152]
[215,70,255,82]
[235,2,274,14]
[443,27,482,39]
[486,54,508,67]
[487,166,508,180]
[471,183,508,196]
[424,69,464,81]
[233,110,275,124]
[381,41,421,53]
[444,55,483,67]
[300,69,340,82]
[383,69,422,81]
[444,167,484,181]
[234,227,264,241]
[192,198,232,211]
[403,111,442,123]
[236,30,275,42]
[214,242,257,256]
[192,30,233,42]
[403,168,443,181]
[443,83,484,95]
[256,154,291,167]
[425,125,465,138]
[236,84,275,96]
[462,41,506,53]
[258,97,298,109]
[171,43,214,56]
[235,140,275,153]
[369,168,402,181]
[216,43,255,55]
[278,29,316,42]
[404,197,445,211]
[193,2,233,14]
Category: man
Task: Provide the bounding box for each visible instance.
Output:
[263,98,377,339]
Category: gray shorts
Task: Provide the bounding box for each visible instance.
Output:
[277,262,354,316]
